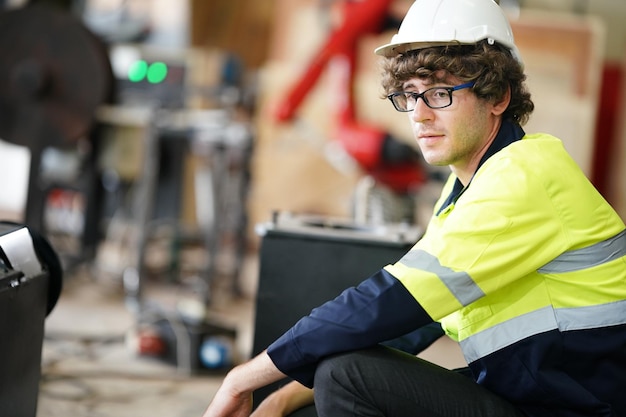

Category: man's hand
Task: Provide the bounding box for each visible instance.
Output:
[201,378,253,417]
[200,350,287,417]
[250,380,314,417]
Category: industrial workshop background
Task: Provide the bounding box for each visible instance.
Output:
[1,0,626,416]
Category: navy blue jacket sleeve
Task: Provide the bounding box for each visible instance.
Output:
[266,268,433,387]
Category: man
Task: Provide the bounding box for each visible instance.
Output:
[202,0,626,416]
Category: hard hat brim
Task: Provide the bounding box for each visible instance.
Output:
[373,39,524,68]
[374,41,465,57]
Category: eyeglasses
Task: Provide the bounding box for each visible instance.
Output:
[387,82,476,112]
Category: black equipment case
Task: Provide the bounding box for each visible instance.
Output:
[0,222,62,416]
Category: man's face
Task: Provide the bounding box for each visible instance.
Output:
[403,76,504,180]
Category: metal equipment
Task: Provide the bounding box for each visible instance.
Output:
[0,4,113,248]
[94,45,252,373]
[98,106,250,374]
[0,221,63,417]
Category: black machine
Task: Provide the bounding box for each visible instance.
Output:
[0,3,114,265]
[0,222,62,417]
[251,212,421,408]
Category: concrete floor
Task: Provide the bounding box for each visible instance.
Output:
[37,250,259,417]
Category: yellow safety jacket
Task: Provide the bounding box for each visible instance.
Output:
[385,130,626,415]
[386,131,626,354]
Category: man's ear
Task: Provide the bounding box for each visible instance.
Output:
[492,85,511,116]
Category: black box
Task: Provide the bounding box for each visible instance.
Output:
[252,213,420,407]
[0,224,54,417]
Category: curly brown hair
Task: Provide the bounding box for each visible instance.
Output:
[379,40,534,125]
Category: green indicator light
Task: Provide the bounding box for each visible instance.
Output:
[128,60,148,82]
[147,62,168,84]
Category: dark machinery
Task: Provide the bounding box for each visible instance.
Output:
[0,221,63,417]
[0,4,113,257]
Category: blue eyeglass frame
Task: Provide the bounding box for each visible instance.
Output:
[387,81,476,112]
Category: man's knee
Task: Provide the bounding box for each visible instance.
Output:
[314,347,385,390]
[314,351,350,388]
[313,351,366,415]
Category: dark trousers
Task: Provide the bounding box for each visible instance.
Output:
[308,345,526,417]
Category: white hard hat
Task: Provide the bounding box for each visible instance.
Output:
[374,0,522,65]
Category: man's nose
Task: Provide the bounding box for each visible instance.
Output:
[410,97,434,123]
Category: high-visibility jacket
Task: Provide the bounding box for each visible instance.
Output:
[267,120,626,416]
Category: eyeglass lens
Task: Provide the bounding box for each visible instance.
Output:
[394,87,452,111]
[389,82,475,112]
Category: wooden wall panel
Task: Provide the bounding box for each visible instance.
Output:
[511,10,605,178]
[606,49,626,219]
[190,0,276,69]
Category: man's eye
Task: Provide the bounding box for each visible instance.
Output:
[431,89,449,99]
